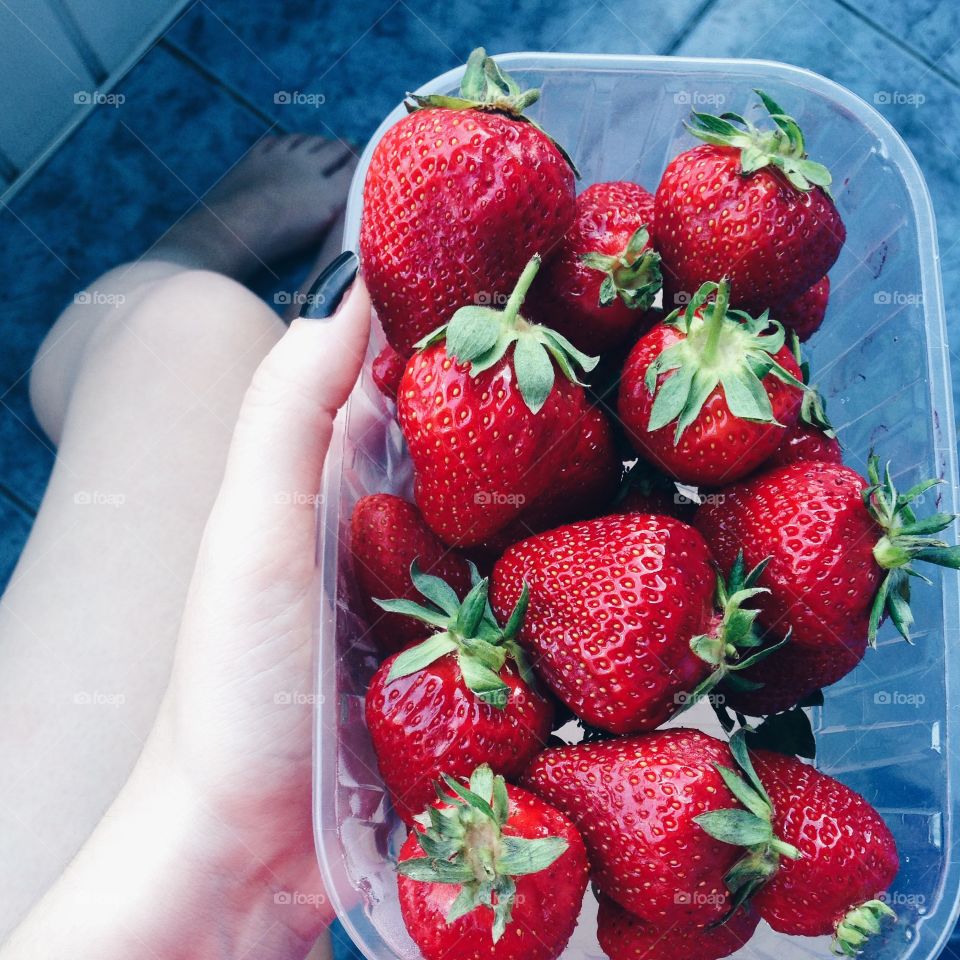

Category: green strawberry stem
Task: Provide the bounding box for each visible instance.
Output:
[791,332,836,438]
[580,225,662,311]
[415,255,600,414]
[694,730,801,915]
[682,552,788,708]
[863,455,960,645]
[398,765,568,942]
[685,89,833,194]
[832,899,896,957]
[700,276,730,364]
[406,47,579,176]
[644,279,808,443]
[374,562,533,708]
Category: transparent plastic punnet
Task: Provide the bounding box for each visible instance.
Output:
[315,54,960,960]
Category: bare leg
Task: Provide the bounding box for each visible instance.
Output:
[0,134,354,942]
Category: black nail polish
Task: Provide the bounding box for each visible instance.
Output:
[299,250,359,320]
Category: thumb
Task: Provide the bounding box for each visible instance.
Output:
[202,252,370,580]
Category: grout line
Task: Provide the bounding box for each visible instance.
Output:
[158,36,291,133]
[828,0,960,93]
[0,481,39,521]
[0,0,196,207]
[45,0,108,85]
[664,0,725,55]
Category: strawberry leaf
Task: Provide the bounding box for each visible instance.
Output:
[446,306,505,362]
[513,336,555,414]
[694,809,772,846]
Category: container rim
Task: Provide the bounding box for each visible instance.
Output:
[319,51,960,960]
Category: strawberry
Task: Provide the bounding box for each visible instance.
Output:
[778,275,830,341]
[491,513,783,733]
[695,456,960,712]
[618,279,805,486]
[520,728,799,926]
[694,733,898,955]
[398,255,619,547]
[360,48,576,358]
[766,336,840,469]
[371,344,404,401]
[366,566,552,824]
[654,90,845,315]
[596,894,760,960]
[398,765,588,960]
[749,750,898,952]
[525,180,661,354]
[350,494,471,656]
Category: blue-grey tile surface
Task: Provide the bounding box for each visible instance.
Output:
[2,1,960,957]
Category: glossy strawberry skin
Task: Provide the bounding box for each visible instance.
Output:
[527,181,658,353]
[398,783,588,960]
[618,323,804,486]
[765,419,842,470]
[597,895,760,960]
[654,144,845,314]
[694,462,881,686]
[360,107,575,358]
[397,344,619,547]
[366,651,553,825]
[371,344,405,401]
[778,276,830,341]
[521,729,744,925]
[491,514,715,733]
[350,495,471,656]
[750,750,899,936]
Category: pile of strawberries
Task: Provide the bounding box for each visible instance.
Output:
[349,49,960,960]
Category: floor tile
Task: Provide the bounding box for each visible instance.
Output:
[165,0,709,146]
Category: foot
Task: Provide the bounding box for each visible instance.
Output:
[152,134,358,280]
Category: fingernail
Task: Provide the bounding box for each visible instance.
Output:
[299,250,359,320]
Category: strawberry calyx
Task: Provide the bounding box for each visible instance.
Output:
[580,225,662,311]
[694,731,802,916]
[863,455,960,645]
[645,279,807,442]
[375,562,533,709]
[416,255,600,414]
[399,764,569,942]
[832,899,896,957]
[406,47,579,176]
[792,332,836,438]
[683,552,789,708]
[685,89,833,193]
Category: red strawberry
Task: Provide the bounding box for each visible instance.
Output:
[366,567,552,824]
[618,279,805,486]
[766,333,841,469]
[350,494,471,656]
[748,749,898,951]
[398,255,619,547]
[778,275,830,341]
[694,733,898,955]
[491,513,779,732]
[360,48,576,358]
[520,728,798,926]
[371,344,404,401]
[696,457,960,713]
[398,766,588,960]
[654,91,845,315]
[526,181,661,354]
[596,895,760,960]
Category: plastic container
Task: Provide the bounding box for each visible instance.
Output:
[314,54,960,960]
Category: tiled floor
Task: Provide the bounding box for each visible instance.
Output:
[2,0,960,956]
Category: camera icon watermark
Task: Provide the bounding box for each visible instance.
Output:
[874,290,922,306]
[74,690,126,708]
[74,290,126,307]
[73,490,126,508]
[273,91,326,108]
[74,90,125,107]
[673,90,726,108]
[874,90,925,108]
[474,490,526,507]
[874,690,926,707]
